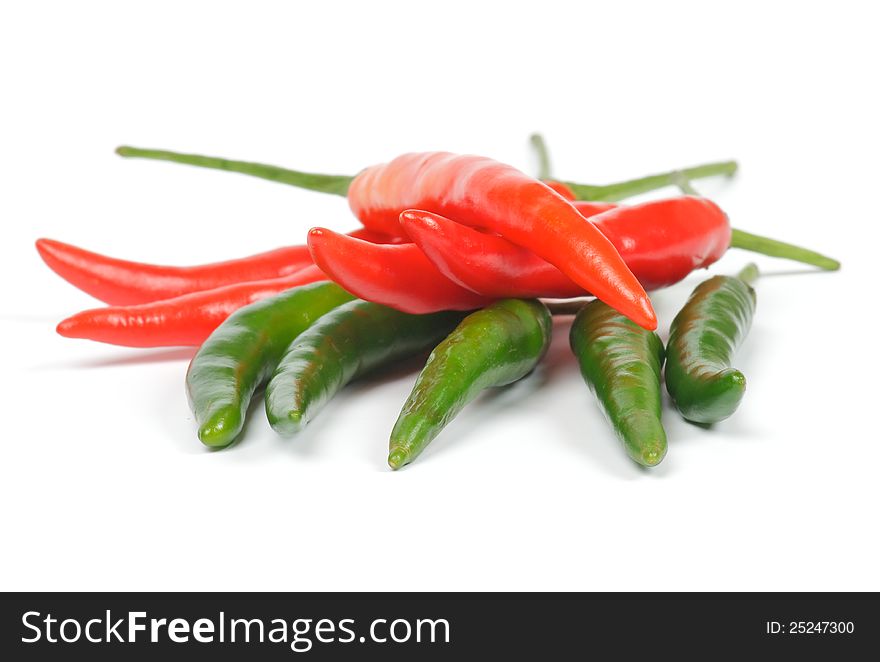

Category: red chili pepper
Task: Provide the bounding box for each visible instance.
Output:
[307,228,490,314]
[542,180,576,200]
[594,198,731,289]
[111,147,745,328]
[399,198,731,298]
[36,228,397,306]
[572,201,618,214]
[400,210,583,299]
[56,265,326,347]
[346,153,656,329]
[37,239,312,306]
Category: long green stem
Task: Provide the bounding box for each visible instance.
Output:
[115,146,354,196]
[737,263,760,285]
[678,178,840,272]
[730,229,840,271]
[529,133,552,181]
[562,160,738,202]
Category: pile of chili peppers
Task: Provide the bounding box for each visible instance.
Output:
[38,135,840,469]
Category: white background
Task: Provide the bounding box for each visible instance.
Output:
[2,1,878,591]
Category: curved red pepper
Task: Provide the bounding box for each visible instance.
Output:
[36,228,397,306]
[307,228,490,314]
[346,153,657,329]
[594,197,730,289]
[37,239,312,306]
[56,265,326,347]
[400,211,583,299]
[572,201,619,216]
[400,197,731,298]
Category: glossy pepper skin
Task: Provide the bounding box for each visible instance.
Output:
[664,265,757,424]
[265,301,464,435]
[307,228,490,314]
[36,228,396,306]
[569,300,667,467]
[113,147,656,327]
[187,282,354,448]
[347,152,656,330]
[542,180,577,200]
[401,197,729,298]
[57,265,326,347]
[533,134,840,272]
[388,299,552,470]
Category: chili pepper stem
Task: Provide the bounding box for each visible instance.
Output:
[676,178,840,271]
[530,133,552,181]
[561,160,738,202]
[115,146,354,196]
[673,173,700,196]
[729,229,840,271]
[528,134,737,202]
[737,263,760,285]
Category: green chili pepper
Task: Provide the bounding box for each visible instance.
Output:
[664,264,758,425]
[186,282,354,448]
[388,298,552,470]
[265,301,464,435]
[569,299,667,467]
